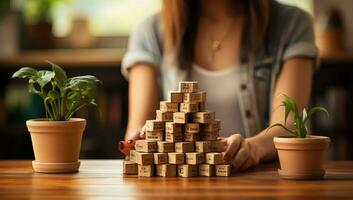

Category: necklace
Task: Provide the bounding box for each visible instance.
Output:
[208,19,236,62]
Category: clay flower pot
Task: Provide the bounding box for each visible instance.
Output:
[26,118,86,173]
[274,135,330,180]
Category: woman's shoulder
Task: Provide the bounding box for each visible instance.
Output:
[132,13,161,39]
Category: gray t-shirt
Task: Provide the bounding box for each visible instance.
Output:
[121,1,319,137]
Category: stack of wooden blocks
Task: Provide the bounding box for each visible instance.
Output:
[123,81,231,177]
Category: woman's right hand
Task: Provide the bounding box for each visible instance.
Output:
[119,125,147,157]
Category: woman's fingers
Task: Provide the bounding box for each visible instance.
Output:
[223,134,243,163]
[231,146,249,171]
[238,156,254,171]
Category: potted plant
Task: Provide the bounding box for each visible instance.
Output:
[268,94,330,180]
[12,62,101,173]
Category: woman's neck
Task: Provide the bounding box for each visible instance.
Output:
[199,0,236,22]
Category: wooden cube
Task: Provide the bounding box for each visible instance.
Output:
[165,122,183,133]
[185,152,205,165]
[175,142,195,153]
[135,152,154,165]
[168,91,183,103]
[156,110,173,122]
[160,101,178,112]
[193,112,215,123]
[165,132,183,142]
[145,120,165,131]
[201,131,219,141]
[123,160,138,175]
[146,131,164,141]
[168,152,185,164]
[156,164,177,177]
[173,112,192,124]
[154,152,168,164]
[211,140,226,152]
[199,164,215,177]
[206,153,225,165]
[157,141,175,153]
[138,165,154,177]
[129,150,137,162]
[215,165,231,177]
[180,102,199,113]
[184,132,200,142]
[179,81,198,93]
[195,141,212,152]
[178,164,198,177]
[202,120,221,132]
[134,140,157,153]
[183,92,206,103]
[199,101,206,111]
[185,123,200,133]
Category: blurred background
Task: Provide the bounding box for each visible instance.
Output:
[0,0,352,160]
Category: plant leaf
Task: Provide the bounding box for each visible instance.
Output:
[267,123,295,135]
[12,67,38,79]
[37,70,55,88]
[280,94,299,125]
[304,106,329,124]
[47,61,67,89]
[48,90,60,100]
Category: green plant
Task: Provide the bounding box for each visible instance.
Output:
[12,61,101,121]
[268,94,329,138]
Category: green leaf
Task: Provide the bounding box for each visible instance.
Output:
[267,123,295,135]
[47,61,67,89]
[12,67,38,79]
[280,94,299,125]
[48,90,60,100]
[37,70,55,88]
[304,106,329,124]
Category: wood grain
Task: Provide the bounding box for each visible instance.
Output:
[0,160,352,199]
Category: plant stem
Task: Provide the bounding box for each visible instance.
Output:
[65,103,86,121]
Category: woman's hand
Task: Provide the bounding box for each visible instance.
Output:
[223,134,262,171]
[119,125,147,156]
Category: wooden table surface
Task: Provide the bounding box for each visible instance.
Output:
[0,160,352,200]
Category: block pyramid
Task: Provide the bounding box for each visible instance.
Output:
[123,81,231,177]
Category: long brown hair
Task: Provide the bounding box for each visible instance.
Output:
[161,0,272,68]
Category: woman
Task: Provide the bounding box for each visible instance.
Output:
[121,0,317,171]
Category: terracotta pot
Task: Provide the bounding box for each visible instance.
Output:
[26,118,86,173]
[274,135,330,180]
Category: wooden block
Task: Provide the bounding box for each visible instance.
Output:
[202,120,221,132]
[178,164,198,177]
[156,110,173,122]
[145,120,165,131]
[138,165,154,177]
[199,164,215,177]
[183,92,206,103]
[173,112,192,123]
[180,102,199,113]
[157,141,175,153]
[211,140,226,152]
[165,122,183,133]
[168,152,185,164]
[200,131,219,141]
[199,102,206,111]
[179,81,198,93]
[129,150,137,162]
[195,141,212,152]
[154,152,168,164]
[193,112,215,123]
[165,132,183,142]
[123,160,138,175]
[156,164,177,177]
[168,91,183,103]
[175,142,195,153]
[160,101,178,112]
[215,165,231,177]
[135,151,154,165]
[185,152,205,165]
[146,131,164,141]
[206,153,225,165]
[184,132,200,142]
[185,123,200,133]
[134,140,157,153]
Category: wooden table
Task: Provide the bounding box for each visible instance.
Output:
[0,160,352,199]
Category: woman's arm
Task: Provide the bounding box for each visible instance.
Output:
[124,63,160,141]
[224,57,314,171]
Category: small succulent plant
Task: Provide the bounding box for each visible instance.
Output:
[268,94,329,138]
[12,61,101,121]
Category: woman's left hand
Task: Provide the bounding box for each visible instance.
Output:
[223,134,261,171]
